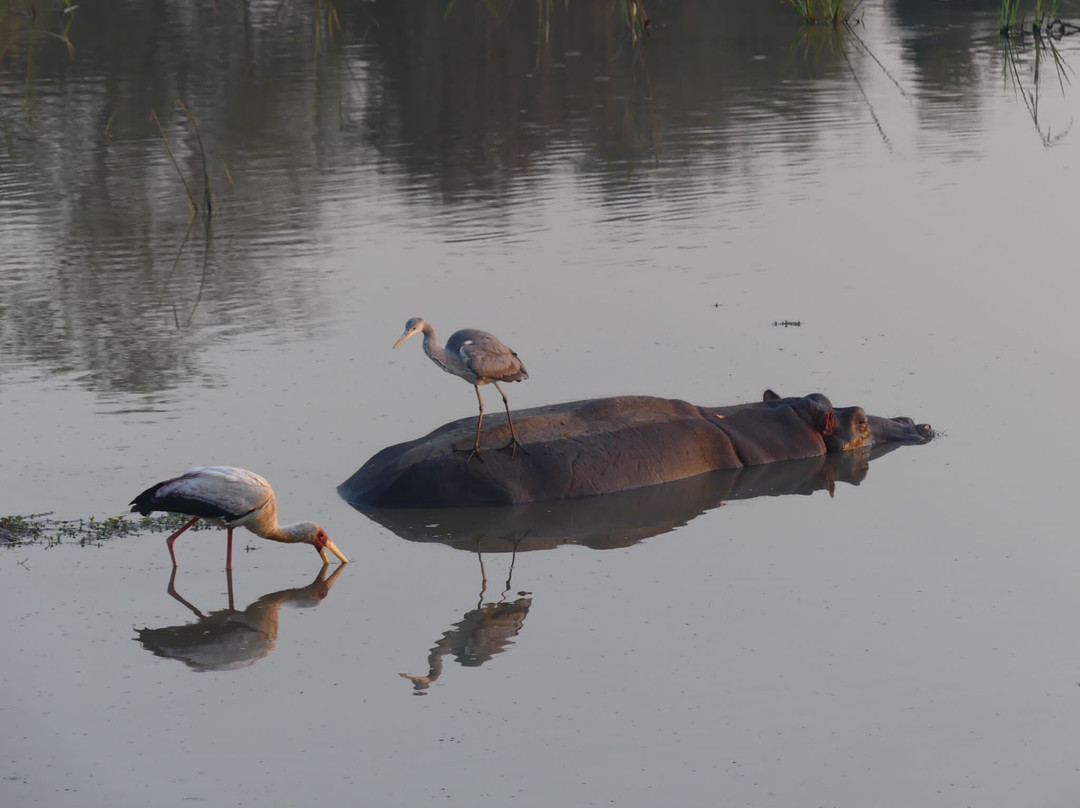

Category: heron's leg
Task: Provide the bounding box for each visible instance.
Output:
[165,517,200,566]
[466,384,486,464]
[476,542,488,587]
[225,527,234,571]
[494,382,529,456]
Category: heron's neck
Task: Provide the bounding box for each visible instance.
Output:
[420,326,453,373]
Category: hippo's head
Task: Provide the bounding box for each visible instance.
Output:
[762,390,933,452]
[825,406,934,451]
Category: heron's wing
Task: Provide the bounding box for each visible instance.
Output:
[453,331,528,382]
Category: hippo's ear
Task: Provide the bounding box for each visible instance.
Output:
[762,389,780,401]
[822,408,838,437]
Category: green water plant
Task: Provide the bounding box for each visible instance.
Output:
[999,21,1074,146]
[1000,0,1080,36]
[789,0,863,26]
[620,0,650,41]
[1,512,211,548]
[0,0,76,113]
[790,21,907,147]
[1001,0,1054,33]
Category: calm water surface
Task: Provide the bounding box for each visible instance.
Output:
[3,1,1080,805]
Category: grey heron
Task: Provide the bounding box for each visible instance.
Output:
[392,317,529,462]
[131,466,348,569]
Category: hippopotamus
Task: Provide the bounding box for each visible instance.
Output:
[339,390,933,509]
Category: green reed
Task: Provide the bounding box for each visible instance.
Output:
[1001,0,1055,29]
[789,0,863,26]
[999,0,1080,35]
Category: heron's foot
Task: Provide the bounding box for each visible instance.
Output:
[451,443,485,463]
[398,672,433,691]
[501,438,529,458]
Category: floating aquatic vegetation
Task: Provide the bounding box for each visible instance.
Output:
[0,512,212,548]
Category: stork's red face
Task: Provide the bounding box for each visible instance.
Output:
[313,526,349,565]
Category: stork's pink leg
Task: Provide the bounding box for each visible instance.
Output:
[166,567,206,619]
[165,517,200,566]
[225,567,236,611]
[225,527,234,571]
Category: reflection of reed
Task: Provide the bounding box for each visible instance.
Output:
[1000,30,1074,147]
[150,100,219,216]
[792,23,910,147]
[135,564,346,672]
[156,214,216,329]
[400,545,531,693]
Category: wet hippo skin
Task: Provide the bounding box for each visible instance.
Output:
[340,390,933,508]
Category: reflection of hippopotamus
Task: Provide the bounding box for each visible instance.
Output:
[362,447,893,552]
[341,391,933,509]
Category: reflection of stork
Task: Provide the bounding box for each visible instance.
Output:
[135,565,346,672]
[400,542,531,693]
[392,317,529,462]
[130,466,348,569]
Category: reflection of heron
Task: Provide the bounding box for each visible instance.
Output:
[136,565,346,672]
[400,541,531,693]
[130,466,348,570]
[392,317,529,462]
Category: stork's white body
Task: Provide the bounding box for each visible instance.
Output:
[131,466,347,569]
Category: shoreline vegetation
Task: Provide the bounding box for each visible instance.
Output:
[786,0,1079,36]
[788,0,865,26]
[999,0,1080,36]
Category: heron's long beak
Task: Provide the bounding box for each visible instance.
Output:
[392,325,422,350]
[319,539,349,565]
